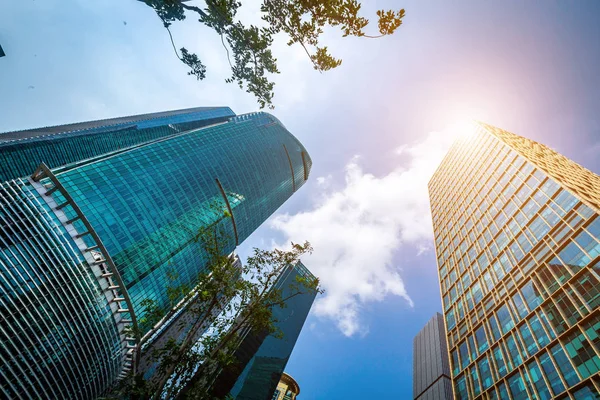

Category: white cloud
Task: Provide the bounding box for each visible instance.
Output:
[270,130,458,336]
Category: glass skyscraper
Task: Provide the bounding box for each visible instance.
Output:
[429,122,600,399]
[0,107,312,398]
[210,262,317,400]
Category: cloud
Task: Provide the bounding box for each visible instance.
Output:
[270,130,457,336]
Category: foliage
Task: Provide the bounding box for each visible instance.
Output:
[113,200,321,399]
[141,0,405,108]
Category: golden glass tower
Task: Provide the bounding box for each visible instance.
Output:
[429,122,600,399]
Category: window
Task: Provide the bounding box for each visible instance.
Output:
[512,292,529,319]
[493,346,508,378]
[497,304,515,334]
[459,340,470,370]
[575,230,600,259]
[519,323,538,357]
[475,326,488,353]
[521,281,543,311]
[550,344,579,387]
[488,314,502,342]
[554,290,581,326]
[529,313,550,348]
[455,375,468,400]
[539,351,565,396]
[505,333,523,368]
[542,301,568,335]
[508,372,529,400]
[470,365,481,397]
[572,383,600,399]
[562,328,600,379]
[527,360,552,400]
[451,349,460,376]
[478,355,493,390]
[558,241,590,272]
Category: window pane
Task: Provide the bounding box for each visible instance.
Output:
[470,365,481,397]
[550,344,579,387]
[521,280,543,310]
[497,304,515,334]
[519,323,538,357]
[505,333,523,369]
[512,292,529,319]
[478,355,493,390]
[527,360,552,400]
[475,326,488,353]
[493,345,508,378]
[529,314,550,348]
[572,383,600,400]
[539,351,565,395]
[508,372,529,400]
[563,328,600,379]
[572,270,600,309]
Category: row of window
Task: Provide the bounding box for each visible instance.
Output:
[454,314,600,399]
[447,215,600,351]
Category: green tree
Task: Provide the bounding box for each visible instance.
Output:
[113,202,321,399]
[141,0,405,109]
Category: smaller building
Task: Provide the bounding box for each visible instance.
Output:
[272,372,300,400]
[413,313,453,400]
[0,44,5,57]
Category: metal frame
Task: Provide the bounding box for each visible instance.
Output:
[282,144,296,193]
[30,162,140,379]
[215,177,239,246]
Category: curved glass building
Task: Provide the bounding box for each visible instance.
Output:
[0,108,312,398]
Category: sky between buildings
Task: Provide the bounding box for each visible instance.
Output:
[1,1,600,398]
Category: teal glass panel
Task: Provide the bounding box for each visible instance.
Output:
[572,270,600,309]
[521,280,543,310]
[493,345,508,378]
[539,351,565,395]
[505,333,523,368]
[572,383,600,400]
[550,344,579,387]
[455,375,468,400]
[475,325,488,353]
[528,314,550,348]
[459,341,470,370]
[498,382,509,399]
[478,355,493,390]
[563,328,600,379]
[508,372,529,400]
[470,365,481,396]
[519,323,539,357]
[497,304,515,334]
[488,314,502,341]
[527,360,552,400]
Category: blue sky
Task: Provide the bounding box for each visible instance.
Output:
[2,1,600,398]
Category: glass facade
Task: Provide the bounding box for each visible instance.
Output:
[0,106,235,181]
[0,107,312,398]
[211,262,317,400]
[44,111,311,326]
[429,123,600,399]
[0,179,122,399]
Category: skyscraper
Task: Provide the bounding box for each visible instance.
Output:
[210,262,317,400]
[0,108,312,398]
[413,313,453,400]
[429,122,600,399]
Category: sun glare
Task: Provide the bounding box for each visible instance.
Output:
[446,118,478,141]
